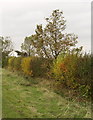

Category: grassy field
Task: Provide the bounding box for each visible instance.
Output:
[0,68,2,118]
[2,69,91,118]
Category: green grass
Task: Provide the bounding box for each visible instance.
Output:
[2,69,91,118]
[0,68,2,118]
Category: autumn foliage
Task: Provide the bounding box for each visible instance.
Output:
[8,56,52,77]
[21,57,32,76]
[8,57,15,70]
[51,52,91,96]
[7,53,92,97]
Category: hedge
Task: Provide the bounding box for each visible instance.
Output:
[13,57,22,71]
[8,57,16,70]
[21,57,52,77]
[51,53,91,90]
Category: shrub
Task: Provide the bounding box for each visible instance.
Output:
[2,52,9,68]
[2,56,8,68]
[41,58,53,78]
[51,52,91,92]
[13,57,22,71]
[21,57,52,77]
[8,57,16,71]
[76,53,91,86]
[51,53,77,88]
[30,57,52,77]
[21,57,32,76]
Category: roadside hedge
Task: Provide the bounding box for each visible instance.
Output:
[51,53,91,93]
[8,56,52,77]
[13,57,22,71]
[21,57,32,76]
[8,57,16,70]
[21,57,52,77]
[7,54,92,97]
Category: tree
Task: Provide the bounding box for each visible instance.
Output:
[0,36,13,67]
[1,36,13,54]
[22,9,78,59]
[21,37,35,56]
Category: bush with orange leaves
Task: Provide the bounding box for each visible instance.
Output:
[52,53,80,89]
[52,52,91,94]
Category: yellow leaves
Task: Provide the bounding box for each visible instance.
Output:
[8,57,15,70]
[21,57,52,77]
[21,57,33,76]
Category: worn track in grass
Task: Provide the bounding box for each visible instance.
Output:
[2,69,91,118]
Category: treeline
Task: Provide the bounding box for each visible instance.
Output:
[7,51,92,98]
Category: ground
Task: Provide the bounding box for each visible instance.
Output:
[2,69,91,118]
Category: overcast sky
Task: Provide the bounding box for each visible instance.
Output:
[0,0,91,53]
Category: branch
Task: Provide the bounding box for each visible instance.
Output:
[42,46,50,58]
[49,43,55,58]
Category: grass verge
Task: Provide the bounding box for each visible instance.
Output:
[2,69,91,118]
